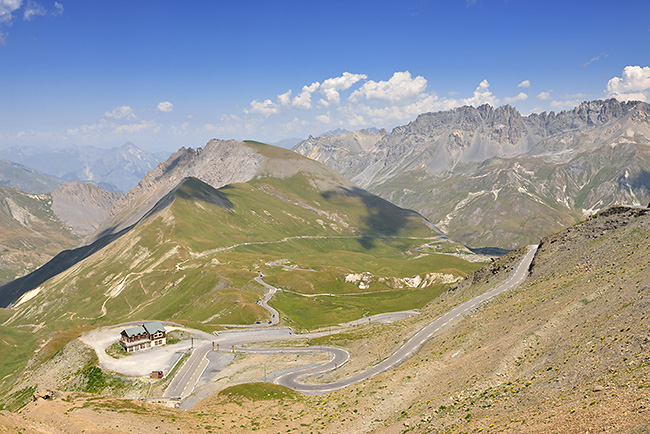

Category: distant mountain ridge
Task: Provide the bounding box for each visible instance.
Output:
[0,143,170,193]
[0,158,66,193]
[293,99,650,248]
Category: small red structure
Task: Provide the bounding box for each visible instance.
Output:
[150,371,164,379]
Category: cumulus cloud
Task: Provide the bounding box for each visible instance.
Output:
[318,72,367,107]
[23,0,45,20]
[462,80,498,106]
[246,99,279,116]
[292,82,320,109]
[277,89,292,106]
[104,105,136,120]
[504,92,528,103]
[53,1,62,15]
[606,65,650,102]
[349,71,427,103]
[517,80,531,88]
[156,101,174,113]
[537,91,552,100]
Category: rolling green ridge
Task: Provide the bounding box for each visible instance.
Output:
[0,170,481,385]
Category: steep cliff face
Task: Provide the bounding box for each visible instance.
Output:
[292,129,387,175]
[294,99,650,248]
[50,182,122,237]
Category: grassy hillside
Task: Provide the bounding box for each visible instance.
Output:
[0,172,481,395]
[0,185,80,285]
[2,206,649,432]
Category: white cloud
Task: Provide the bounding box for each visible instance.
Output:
[0,31,6,45]
[104,105,136,120]
[292,81,320,109]
[281,117,307,133]
[349,71,427,103]
[462,79,498,106]
[537,91,552,100]
[504,92,528,103]
[0,0,22,23]
[316,113,331,124]
[23,0,45,20]
[606,65,650,102]
[113,119,161,134]
[67,119,109,136]
[246,99,279,116]
[53,1,62,15]
[582,52,608,68]
[517,80,531,88]
[318,72,367,107]
[550,99,581,110]
[278,89,292,106]
[157,101,174,113]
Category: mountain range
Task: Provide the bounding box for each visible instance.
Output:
[293,99,650,248]
[0,143,170,193]
[0,139,477,314]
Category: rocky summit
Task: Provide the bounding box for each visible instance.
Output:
[294,99,650,248]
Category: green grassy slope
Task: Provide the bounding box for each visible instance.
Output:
[0,185,80,284]
[6,173,481,333]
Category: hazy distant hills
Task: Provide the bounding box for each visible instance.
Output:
[0,181,122,286]
[0,155,123,284]
[0,142,170,193]
[0,158,66,193]
[294,99,650,248]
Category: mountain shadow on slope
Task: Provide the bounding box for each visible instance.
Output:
[0,177,216,308]
[321,186,438,249]
[0,225,131,308]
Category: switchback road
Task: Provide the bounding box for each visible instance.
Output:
[270,244,538,394]
[165,245,537,398]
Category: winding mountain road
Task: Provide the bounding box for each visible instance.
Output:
[268,245,538,394]
[165,245,537,398]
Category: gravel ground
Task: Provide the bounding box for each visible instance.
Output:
[79,325,210,377]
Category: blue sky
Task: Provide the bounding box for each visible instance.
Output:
[1,0,649,152]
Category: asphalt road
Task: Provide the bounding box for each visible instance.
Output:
[272,244,538,394]
[164,245,537,398]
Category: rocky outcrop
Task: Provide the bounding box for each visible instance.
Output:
[51,182,122,237]
[292,129,387,175]
[293,99,650,248]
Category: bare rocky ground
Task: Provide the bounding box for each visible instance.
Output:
[2,206,650,433]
